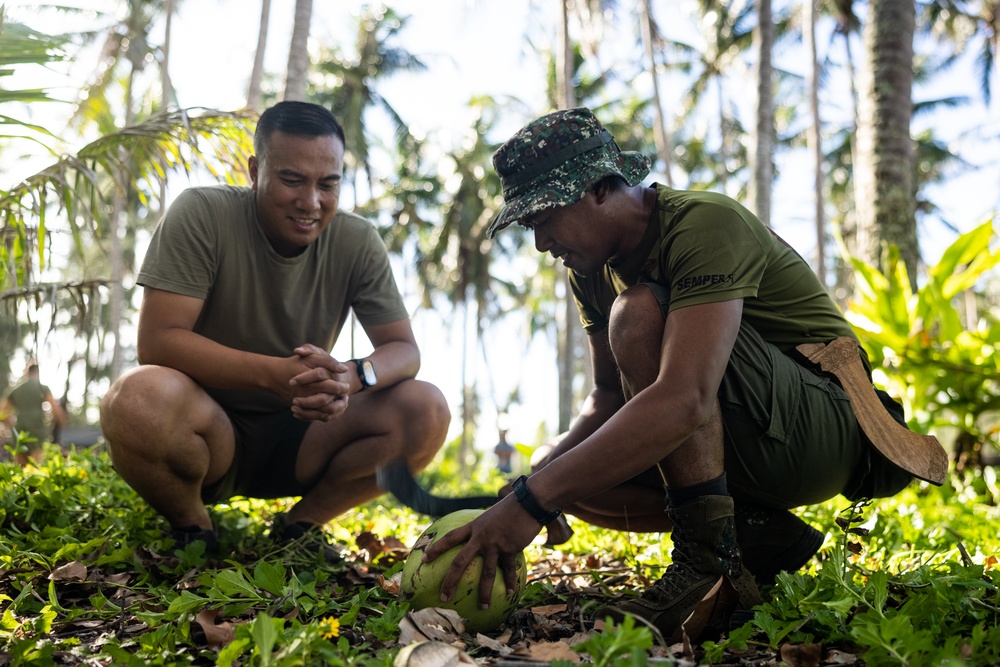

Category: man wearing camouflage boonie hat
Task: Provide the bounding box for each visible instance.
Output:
[423,107,915,642]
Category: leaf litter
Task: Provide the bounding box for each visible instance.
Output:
[2,449,999,665]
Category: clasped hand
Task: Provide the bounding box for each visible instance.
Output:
[284,343,352,422]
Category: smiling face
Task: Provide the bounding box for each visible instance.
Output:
[249,130,345,257]
[522,195,615,276]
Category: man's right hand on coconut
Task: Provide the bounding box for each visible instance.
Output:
[422,492,543,609]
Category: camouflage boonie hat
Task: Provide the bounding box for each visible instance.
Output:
[486,107,650,238]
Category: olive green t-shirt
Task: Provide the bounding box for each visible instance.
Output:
[137,185,408,413]
[571,185,857,354]
[7,378,50,441]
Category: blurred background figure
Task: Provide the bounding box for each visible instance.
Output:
[494,428,515,474]
[1,363,68,466]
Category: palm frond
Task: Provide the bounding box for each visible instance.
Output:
[0,107,256,296]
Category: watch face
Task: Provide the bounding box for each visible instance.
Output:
[361,360,377,386]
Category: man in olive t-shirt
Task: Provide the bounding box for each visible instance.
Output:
[2,363,68,465]
[420,107,912,643]
[99,101,449,556]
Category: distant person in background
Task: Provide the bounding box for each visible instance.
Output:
[1,363,68,466]
[494,428,515,474]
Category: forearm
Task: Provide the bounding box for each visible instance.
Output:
[530,386,707,511]
[545,385,625,463]
[138,328,282,393]
[357,340,420,393]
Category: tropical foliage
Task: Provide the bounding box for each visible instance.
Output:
[1,2,999,664]
[0,444,998,665]
[844,220,1000,474]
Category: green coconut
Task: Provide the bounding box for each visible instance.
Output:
[399,509,527,634]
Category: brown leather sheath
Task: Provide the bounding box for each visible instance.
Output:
[796,337,948,486]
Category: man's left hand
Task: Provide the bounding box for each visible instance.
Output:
[421,494,542,608]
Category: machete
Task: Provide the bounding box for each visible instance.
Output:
[375,457,575,545]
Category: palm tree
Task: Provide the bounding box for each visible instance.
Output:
[802,0,826,283]
[854,0,919,283]
[668,0,756,195]
[247,0,272,110]
[2,9,255,409]
[66,0,173,380]
[749,0,775,228]
[284,0,313,101]
[921,0,999,106]
[2,110,255,292]
[396,101,526,472]
[0,10,70,391]
[640,0,673,185]
[309,5,426,205]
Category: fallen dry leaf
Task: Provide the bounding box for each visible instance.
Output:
[475,632,514,655]
[379,571,401,596]
[824,648,861,664]
[516,639,581,663]
[530,603,567,617]
[781,642,823,667]
[398,607,467,646]
[394,640,476,667]
[195,609,235,650]
[50,561,87,582]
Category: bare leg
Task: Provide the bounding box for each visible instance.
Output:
[287,379,450,526]
[609,285,725,488]
[548,286,726,532]
[100,366,235,531]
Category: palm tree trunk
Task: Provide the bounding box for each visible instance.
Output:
[248,0,272,110]
[716,76,728,192]
[804,0,826,284]
[158,0,176,220]
[109,66,137,382]
[835,9,860,299]
[749,0,774,227]
[162,0,174,107]
[641,0,673,185]
[557,0,579,434]
[558,0,574,110]
[854,0,918,284]
[284,0,313,101]
[460,295,472,475]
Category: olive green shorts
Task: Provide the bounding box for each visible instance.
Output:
[201,408,312,504]
[643,283,912,509]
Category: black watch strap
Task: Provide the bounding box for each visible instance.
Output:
[512,475,562,526]
[352,358,371,391]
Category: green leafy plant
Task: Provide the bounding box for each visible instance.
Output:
[843,219,1000,479]
[574,615,654,666]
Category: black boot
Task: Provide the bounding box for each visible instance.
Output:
[594,495,762,642]
[734,503,825,586]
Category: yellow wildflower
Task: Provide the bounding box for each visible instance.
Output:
[319,616,340,640]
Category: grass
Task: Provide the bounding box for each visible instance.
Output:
[1,442,998,666]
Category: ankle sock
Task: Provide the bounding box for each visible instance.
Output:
[666,473,728,508]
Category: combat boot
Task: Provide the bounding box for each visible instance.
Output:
[595,495,762,642]
[734,503,825,587]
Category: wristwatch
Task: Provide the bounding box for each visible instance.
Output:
[352,358,377,391]
[512,475,562,526]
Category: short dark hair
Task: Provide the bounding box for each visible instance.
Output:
[254,101,346,159]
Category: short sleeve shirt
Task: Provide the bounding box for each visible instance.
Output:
[571,185,857,354]
[7,378,50,440]
[137,185,408,412]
